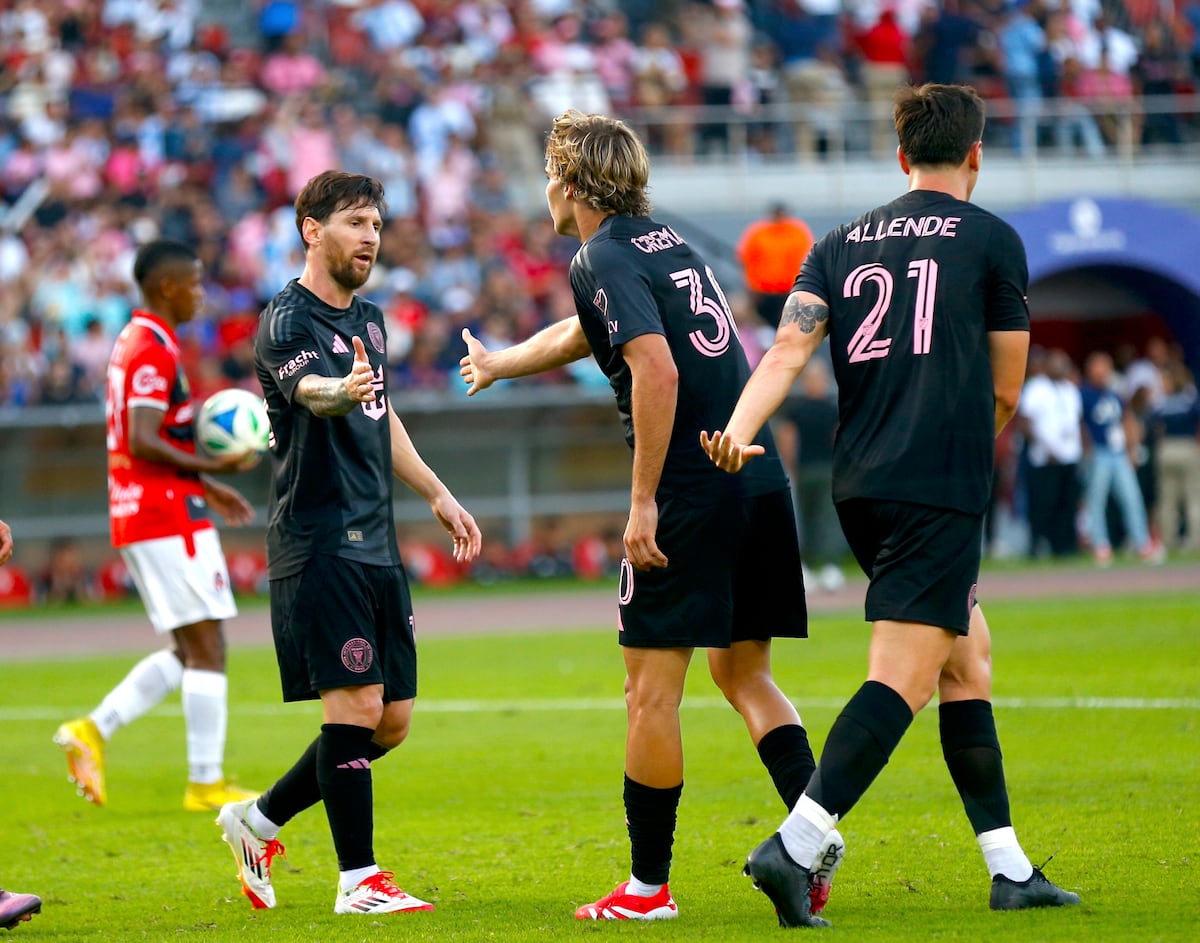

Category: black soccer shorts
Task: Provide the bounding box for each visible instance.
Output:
[618,487,808,648]
[269,555,417,702]
[836,498,983,635]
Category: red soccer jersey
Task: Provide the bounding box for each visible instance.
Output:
[106,310,211,547]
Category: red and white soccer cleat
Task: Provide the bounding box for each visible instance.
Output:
[216,799,285,910]
[574,881,679,921]
[334,871,435,915]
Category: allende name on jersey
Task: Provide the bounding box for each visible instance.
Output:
[845,215,963,243]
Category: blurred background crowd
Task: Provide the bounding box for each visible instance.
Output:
[1,0,1198,599]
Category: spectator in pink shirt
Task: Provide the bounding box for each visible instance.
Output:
[260,32,326,98]
[1076,46,1141,149]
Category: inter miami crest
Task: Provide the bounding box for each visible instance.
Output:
[340,638,374,673]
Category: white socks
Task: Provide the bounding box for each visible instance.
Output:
[778,794,839,870]
[90,649,183,740]
[247,802,282,841]
[626,875,664,897]
[339,865,380,893]
[182,669,228,784]
[978,826,1033,882]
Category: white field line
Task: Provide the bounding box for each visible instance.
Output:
[2,695,1198,722]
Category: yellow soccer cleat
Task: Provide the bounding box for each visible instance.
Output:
[53,717,107,806]
[184,780,260,813]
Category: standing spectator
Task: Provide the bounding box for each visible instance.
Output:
[1152,363,1200,552]
[1132,20,1184,147]
[776,359,845,591]
[736,201,815,328]
[1079,351,1162,566]
[631,20,693,156]
[996,0,1047,156]
[1126,335,1170,406]
[853,9,911,156]
[764,0,844,158]
[1019,348,1082,557]
[1077,45,1142,152]
[696,0,753,154]
[913,0,983,86]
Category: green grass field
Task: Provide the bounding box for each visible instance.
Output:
[1,592,1197,941]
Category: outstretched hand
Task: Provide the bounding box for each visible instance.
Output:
[700,430,765,474]
[458,328,495,396]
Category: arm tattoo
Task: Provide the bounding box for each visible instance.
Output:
[295,375,359,417]
[780,296,829,334]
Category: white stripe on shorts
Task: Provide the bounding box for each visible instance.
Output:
[120,528,237,633]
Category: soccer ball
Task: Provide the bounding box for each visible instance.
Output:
[195,388,270,458]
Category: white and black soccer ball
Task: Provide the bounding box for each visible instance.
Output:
[195,388,270,458]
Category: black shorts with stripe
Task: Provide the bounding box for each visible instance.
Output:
[836,498,983,635]
[618,487,808,648]
[268,555,417,702]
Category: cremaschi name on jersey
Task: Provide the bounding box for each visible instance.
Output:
[630,225,686,254]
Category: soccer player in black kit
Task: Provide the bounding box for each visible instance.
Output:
[704,84,1081,927]
[216,170,481,916]
[459,110,844,922]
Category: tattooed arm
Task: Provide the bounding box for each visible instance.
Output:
[702,290,830,473]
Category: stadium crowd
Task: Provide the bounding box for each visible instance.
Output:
[0,1,1198,596]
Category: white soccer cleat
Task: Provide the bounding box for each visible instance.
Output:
[216,799,285,910]
[809,828,846,915]
[334,871,435,915]
[574,881,679,921]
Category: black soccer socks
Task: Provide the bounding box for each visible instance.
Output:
[806,680,913,819]
[624,775,683,886]
[756,724,817,809]
[318,723,378,871]
[940,698,1013,835]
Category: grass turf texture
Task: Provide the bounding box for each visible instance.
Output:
[1,592,1196,942]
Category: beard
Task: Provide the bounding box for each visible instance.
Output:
[328,249,373,292]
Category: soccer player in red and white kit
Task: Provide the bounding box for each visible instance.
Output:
[55,240,260,812]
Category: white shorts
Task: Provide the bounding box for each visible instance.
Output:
[120,529,238,633]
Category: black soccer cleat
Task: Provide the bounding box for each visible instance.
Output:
[990,866,1081,911]
[744,833,832,929]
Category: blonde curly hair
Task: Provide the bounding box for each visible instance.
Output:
[544,110,651,218]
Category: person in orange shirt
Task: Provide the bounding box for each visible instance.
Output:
[736,202,815,327]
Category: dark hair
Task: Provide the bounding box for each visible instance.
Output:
[132,239,198,288]
[545,110,651,217]
[294,171,387,247]
[893,83,986,167]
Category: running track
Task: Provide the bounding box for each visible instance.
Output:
[1,562,1195,662]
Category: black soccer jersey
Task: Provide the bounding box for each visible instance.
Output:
[795,190,1030,515]
[254,279,401,578]
[570,215,787,501]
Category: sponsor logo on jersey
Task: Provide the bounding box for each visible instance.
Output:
[331,334,350,354]
[347,530,363,542]
[131,364,168,396]
[341,638,374,673]
[593,287,608,316]
[367,321,385,353]
[109,482,145,518]
[277,349,320,379]
[630,226,685,254]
